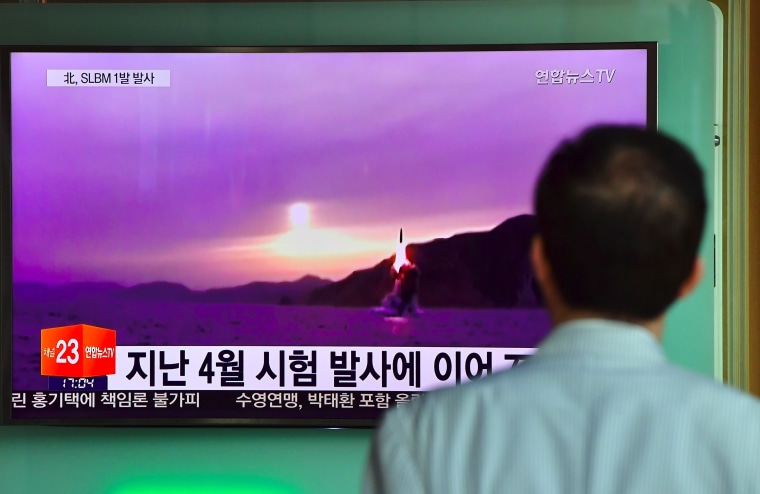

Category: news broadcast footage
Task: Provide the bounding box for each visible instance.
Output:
[5,47,651,423]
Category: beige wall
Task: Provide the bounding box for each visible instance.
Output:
[749,1,760,396]
[708,0,760,396]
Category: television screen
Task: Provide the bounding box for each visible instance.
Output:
[1,44,655,426]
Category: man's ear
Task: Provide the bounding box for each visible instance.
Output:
[530,236,549,285]
[677,257,703,300]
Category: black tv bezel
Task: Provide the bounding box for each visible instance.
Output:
[0,42,658,428]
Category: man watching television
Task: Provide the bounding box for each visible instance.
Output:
[363,125,760,494]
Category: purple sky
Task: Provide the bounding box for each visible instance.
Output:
[11,49,648,289]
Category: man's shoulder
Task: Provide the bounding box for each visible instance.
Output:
[384,366,526,430]
[663,364,760,423]
[372,361,760,493]
[386,360,760,434]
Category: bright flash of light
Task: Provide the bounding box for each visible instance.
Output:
[288,203,310,229]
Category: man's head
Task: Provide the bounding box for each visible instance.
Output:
[531,125,706,324]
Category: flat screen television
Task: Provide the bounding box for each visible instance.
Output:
[0,43,656,426]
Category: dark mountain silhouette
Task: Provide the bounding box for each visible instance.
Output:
[13,215,540,309]
[14,276,332,306]
[13,281,125,301]
[195,275,331,305]
[120,282,195,302]
[308,214,542,309]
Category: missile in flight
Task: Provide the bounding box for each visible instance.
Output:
[399,228,403,244]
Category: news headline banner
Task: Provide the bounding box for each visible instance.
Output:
[107,346,534,391]
[46,70,170,87]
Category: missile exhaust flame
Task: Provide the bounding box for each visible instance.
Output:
[394,228,407,271]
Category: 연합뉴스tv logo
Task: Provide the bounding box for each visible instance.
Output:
[40,324,116,378]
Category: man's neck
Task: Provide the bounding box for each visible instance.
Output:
[551,309,665,341]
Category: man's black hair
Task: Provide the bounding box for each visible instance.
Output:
[533,125,706,320]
